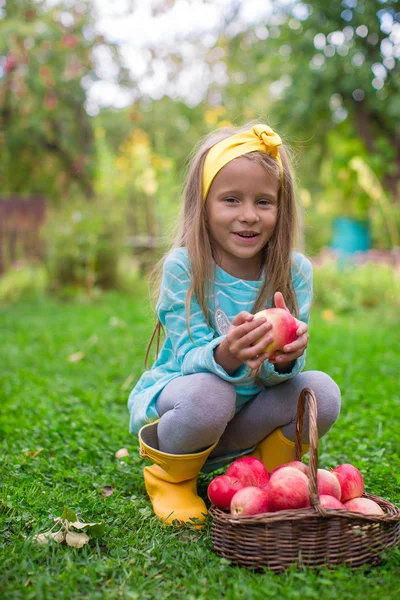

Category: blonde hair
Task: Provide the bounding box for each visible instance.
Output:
[145,122,300,367]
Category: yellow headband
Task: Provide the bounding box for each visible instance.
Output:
[202,124,284,201]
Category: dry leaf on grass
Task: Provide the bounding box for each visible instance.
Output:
[65,531,90,548]
[68,351,85,363]
[34,529,65,544]
[33,506,104,548]
[115,448,129,459]
[23,448,43,459]
[120,374,134,391]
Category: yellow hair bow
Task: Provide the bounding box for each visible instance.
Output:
[203,124,284,201]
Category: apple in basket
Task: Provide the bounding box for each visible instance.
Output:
[207,475,244,510]
[317,469,342,500]
[270,460,310,477]
[331,463,364,502]
[253,308,298,357]
[225,456,270,488]
[319,495,345,509]
[230,486,269,517]
[343,497,384,516]
[268,466,310,511]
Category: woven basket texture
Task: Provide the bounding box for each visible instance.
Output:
[210,388,400,572]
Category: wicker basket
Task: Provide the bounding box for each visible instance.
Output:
[210,388,400,572]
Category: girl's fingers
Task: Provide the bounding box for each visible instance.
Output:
[295,322,308,336]
[237,324,272,350]
[239,335,273,361]
[245,354,269,369]
[272,345,306,363]
[229,318,271,344]
[274,292,288,311]
[272,352,300,364]
[231,311,254,326]
[283,333,309,353]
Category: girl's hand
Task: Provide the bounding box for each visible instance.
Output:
[225,311,273,370]
[269,292,309,365]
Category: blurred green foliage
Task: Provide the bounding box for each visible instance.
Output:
[0,262,48,303]
[44,195,128,298]
[1,0,399,300]
[0,0,127,200]
[313,259,400,314]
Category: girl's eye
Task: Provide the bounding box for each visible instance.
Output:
[224,197,238,203]
[258,199,272,206]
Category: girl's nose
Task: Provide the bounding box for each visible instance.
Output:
[239,203,259,222]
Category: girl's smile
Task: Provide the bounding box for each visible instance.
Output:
[206,156,279,280]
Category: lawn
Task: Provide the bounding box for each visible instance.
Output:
[1,285,399,599]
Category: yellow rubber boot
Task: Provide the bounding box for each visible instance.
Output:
[252,428,310,473]
[138,421,218,526]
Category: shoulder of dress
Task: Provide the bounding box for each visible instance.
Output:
[163,247,191,274]
[291,251,313,278]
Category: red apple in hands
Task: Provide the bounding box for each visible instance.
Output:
[317,469,342,500]
[331,464,364,502]
[271,460,310,478]
[253,308,298,357]
[343,497,384,515]
[268,466,310,511]
[226,456,270,488]
[207,475,244,510]
[230,486,269,517]
[319,495,345,509]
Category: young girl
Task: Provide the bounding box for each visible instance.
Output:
[128,123,341,526]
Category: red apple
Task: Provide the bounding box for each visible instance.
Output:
[271,460,310,478]
[331,464,364,502]
[319,494,345,509]
[317,469,342,500]
[268,466,310,511]
[207,475,244,510]
[253,308,298,357]
[226,456,269,488]
[343,497,384,516]
[230,486,269,517]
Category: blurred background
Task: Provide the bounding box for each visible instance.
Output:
[0,0,399,313]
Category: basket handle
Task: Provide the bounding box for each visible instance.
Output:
[294,387,325,514]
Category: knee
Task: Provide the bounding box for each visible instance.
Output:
[180,373,237,431]
[301,371,341,436]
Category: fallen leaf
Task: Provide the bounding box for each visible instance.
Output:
[69,520,103,531]
[115,448,129,459]
[53,529,66,543]
[32,509,103,547]
[65,531,89,548]
[109,316,127,328]
[68,351,85,363]
[84,522,105,538]
[33,529,64,544]
[121,374,134,391]
[33,532,52,544]
[61,507,78,522]
[100,486,115,497]
[23,448,43,459]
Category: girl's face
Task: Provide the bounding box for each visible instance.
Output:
[205,156,279,280]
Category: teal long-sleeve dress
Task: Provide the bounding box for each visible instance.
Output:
[128,247,313,436]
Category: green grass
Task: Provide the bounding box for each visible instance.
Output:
[1,287,399,599]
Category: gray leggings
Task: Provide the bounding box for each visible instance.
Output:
[156,371,341,456]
